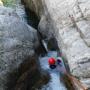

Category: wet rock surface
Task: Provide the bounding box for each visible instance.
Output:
[14,56,50,90]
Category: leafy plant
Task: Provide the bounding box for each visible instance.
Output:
[2,0,16,7]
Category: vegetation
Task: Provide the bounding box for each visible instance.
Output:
[2,0,16,7]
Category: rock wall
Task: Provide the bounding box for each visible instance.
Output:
[22,0,90,88]
[21,0,43,18]
[0,6,39,90]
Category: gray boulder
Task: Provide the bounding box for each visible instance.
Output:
[0,6,39,90]
[38,15,54,39]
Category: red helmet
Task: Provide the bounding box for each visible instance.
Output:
[48,57,56,65]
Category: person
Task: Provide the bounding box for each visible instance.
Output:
[56,57,67,74]
[57,58,62,66]
[48,57,56,69]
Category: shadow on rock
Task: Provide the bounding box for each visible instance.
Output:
[6,56,50,90]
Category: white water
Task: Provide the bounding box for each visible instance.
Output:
[42,40,48,52]
[39,51,67,90]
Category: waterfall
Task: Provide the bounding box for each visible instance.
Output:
[42,40,48,52]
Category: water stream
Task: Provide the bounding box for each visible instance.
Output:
[39,51,67,90]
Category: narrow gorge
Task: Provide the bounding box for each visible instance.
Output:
[0,0,90,90]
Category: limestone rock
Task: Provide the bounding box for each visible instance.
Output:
[76,20,90,47]
[38,15,54,39]
[0,6,39,89]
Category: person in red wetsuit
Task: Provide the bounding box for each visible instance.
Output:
[48,57,56,69]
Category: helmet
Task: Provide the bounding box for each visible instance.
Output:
[48,57,56,65]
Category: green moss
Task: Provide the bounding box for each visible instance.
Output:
[2,0,16,7]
